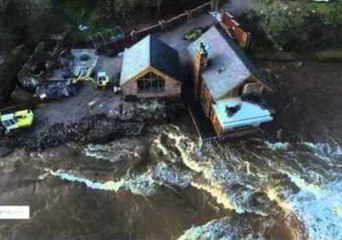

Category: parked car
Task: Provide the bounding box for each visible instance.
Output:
[35,82,80,101]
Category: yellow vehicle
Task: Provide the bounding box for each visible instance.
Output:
[71,70,110,89]
[0,109,34,134]
[96,71,110,88]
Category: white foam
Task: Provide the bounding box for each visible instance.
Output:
[302,142,342,157]
[265,141,290,151]
[152,163,194,189]
[52,126,342,239]
[49,169,157,196]
[177,217,234,240]
[289,181,342,240]
[83,141,139,162]
[284,172,322,196]
[191,180,237,211]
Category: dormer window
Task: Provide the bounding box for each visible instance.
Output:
[137,72,165,93]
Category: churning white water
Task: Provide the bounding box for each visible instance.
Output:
[48,169,158,196]
[46,125,342,239]
[290,180,342,240]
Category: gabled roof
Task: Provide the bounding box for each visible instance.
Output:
[188,24,269,100]
[120,35,182,85]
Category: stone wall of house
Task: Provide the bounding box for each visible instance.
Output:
[122,79,138,96]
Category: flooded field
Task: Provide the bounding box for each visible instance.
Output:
[1,61,342,240]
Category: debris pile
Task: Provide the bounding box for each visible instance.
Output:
[17,36,98,101]
[118,100,167,121]
[17,40,65,90]
[4,115,143,151]
[0,97,177,156]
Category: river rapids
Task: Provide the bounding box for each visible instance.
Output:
[1,124,342,239]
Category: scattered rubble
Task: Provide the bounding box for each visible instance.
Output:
[4,115,139,151]
[17,37,98,100]
[17,40,65,90]
[0,98,177,155]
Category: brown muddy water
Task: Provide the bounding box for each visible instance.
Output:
[1,62,342,240]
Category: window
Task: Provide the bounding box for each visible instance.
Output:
[137,72,165,93]
[3,119,16,128]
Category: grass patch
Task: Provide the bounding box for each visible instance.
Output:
[311,1,342,26]
[315,49,342,61]
[251,0,342,50]
[60,1,120,45]
[0,45,31,101]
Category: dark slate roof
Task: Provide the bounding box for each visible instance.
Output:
[120,35,182,85]
[188,24,267,100]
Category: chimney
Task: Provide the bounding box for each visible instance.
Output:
[193,42,208,101]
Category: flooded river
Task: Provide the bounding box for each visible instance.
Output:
[0,62,342,240]
[1,125,341,240]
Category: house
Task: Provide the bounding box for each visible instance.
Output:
[120,35,182,98]
[188,24,273,136]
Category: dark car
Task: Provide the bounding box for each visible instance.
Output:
[35,82,81,101]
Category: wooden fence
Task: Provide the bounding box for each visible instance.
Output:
[220,11,251,49]
[96,2,212,55]
[96,1,251,55]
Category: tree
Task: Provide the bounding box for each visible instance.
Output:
[0,0,61,44]
[0,45,30,103]
[101,0,136,22]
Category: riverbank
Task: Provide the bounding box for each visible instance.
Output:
[0,85,184,156]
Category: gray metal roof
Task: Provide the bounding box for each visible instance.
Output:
[188,24,264,100]
[120,35,181,85]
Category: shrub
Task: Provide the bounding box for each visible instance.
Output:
[252,0,342,50]
[0,45,30,103]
